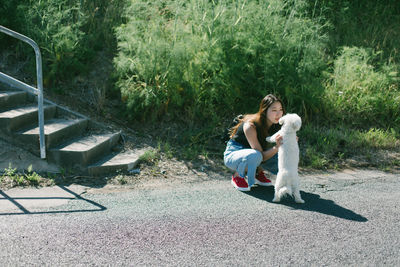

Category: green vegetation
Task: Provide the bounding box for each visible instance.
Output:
[1,0,399,170]
[139,149,160,164]
[299,125,399,169]
[114,0,327,122]
[324,47,400,129]
[0,0,125,87]
[0,164,50,189]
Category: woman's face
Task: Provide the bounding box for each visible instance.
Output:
[266,101,283,126]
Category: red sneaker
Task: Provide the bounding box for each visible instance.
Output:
[255,171,272,186]
[231,175,250,191]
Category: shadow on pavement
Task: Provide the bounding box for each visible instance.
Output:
[0,185,106,216]
[245,186,368,222]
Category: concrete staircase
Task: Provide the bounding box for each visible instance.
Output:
[0,83,145,176]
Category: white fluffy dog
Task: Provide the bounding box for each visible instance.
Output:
[266,113,304,203]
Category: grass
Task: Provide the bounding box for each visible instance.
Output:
[323,47,400,130]
[0,164,53,189]
[139,149,160,164]
[114,0,328,122]
[299,125,400,170]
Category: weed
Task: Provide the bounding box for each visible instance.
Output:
[116,174,127,185]
[139,149,160,165]
[12,175,25,186]
[24,165,41,186]
[0,163,46,188]
[159,140,174,159]
[46,172,58,183]
[2,164,24,186]
[3,163,17,177]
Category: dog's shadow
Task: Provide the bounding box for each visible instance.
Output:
[245,186,367,222]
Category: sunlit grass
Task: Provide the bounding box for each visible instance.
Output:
[299,124,400,169]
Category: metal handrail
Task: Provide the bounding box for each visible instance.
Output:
[0,25,46,159]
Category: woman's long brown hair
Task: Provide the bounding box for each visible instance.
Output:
[229,94,285,140]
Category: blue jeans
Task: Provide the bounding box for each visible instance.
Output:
[224,140,278,186]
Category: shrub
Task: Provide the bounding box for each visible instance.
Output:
[6,0,125,87]
[114,0,328,122]
[14,0,87,86]
[80,0,127,53]
[324,46,400,129]
[306,0,400,63]
[0,1,20,48]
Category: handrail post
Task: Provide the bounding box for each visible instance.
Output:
[0,25,46,159]
[34,42,46,159]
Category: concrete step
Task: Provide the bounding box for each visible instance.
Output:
[88,148,148,176]
[17,118,89,149]
[0,85,140,176]
[48,132,121,169]
[0,104,57,132]
[0,91,28,111]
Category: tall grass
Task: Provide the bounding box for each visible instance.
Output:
[15,0,87,85]
[307,0,400,63]
[324,47,400,130]
[3,0,126,87]
[0,2,19,48]
[114,0,328,122]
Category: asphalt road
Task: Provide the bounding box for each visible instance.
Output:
[1,169,399,266]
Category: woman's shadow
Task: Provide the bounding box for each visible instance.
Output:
[245,186,367,222]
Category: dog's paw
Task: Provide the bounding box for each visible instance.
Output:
[295,198,305,204]
[272,197,280,203]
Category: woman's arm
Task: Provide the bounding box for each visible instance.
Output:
[261,144,279,161]
[243,122,263,152]
[243,122,282,161]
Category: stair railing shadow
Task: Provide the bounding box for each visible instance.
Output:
[0,185,106,216]
[244,186,367,222]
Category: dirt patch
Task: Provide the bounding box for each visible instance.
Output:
[0,132,230,190]
[0,138,59,173]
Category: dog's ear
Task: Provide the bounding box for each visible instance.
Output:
[292,115,302,131]
[279,117,285,125]
[293,120,301,131]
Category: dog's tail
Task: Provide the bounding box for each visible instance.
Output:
[277,186,292,198]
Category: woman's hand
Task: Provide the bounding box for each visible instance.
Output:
[275,134,283,148]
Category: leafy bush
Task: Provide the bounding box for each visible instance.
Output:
[324,47,400,129]
[114,0,328,122]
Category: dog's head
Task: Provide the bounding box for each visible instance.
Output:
[279,113,302,132]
